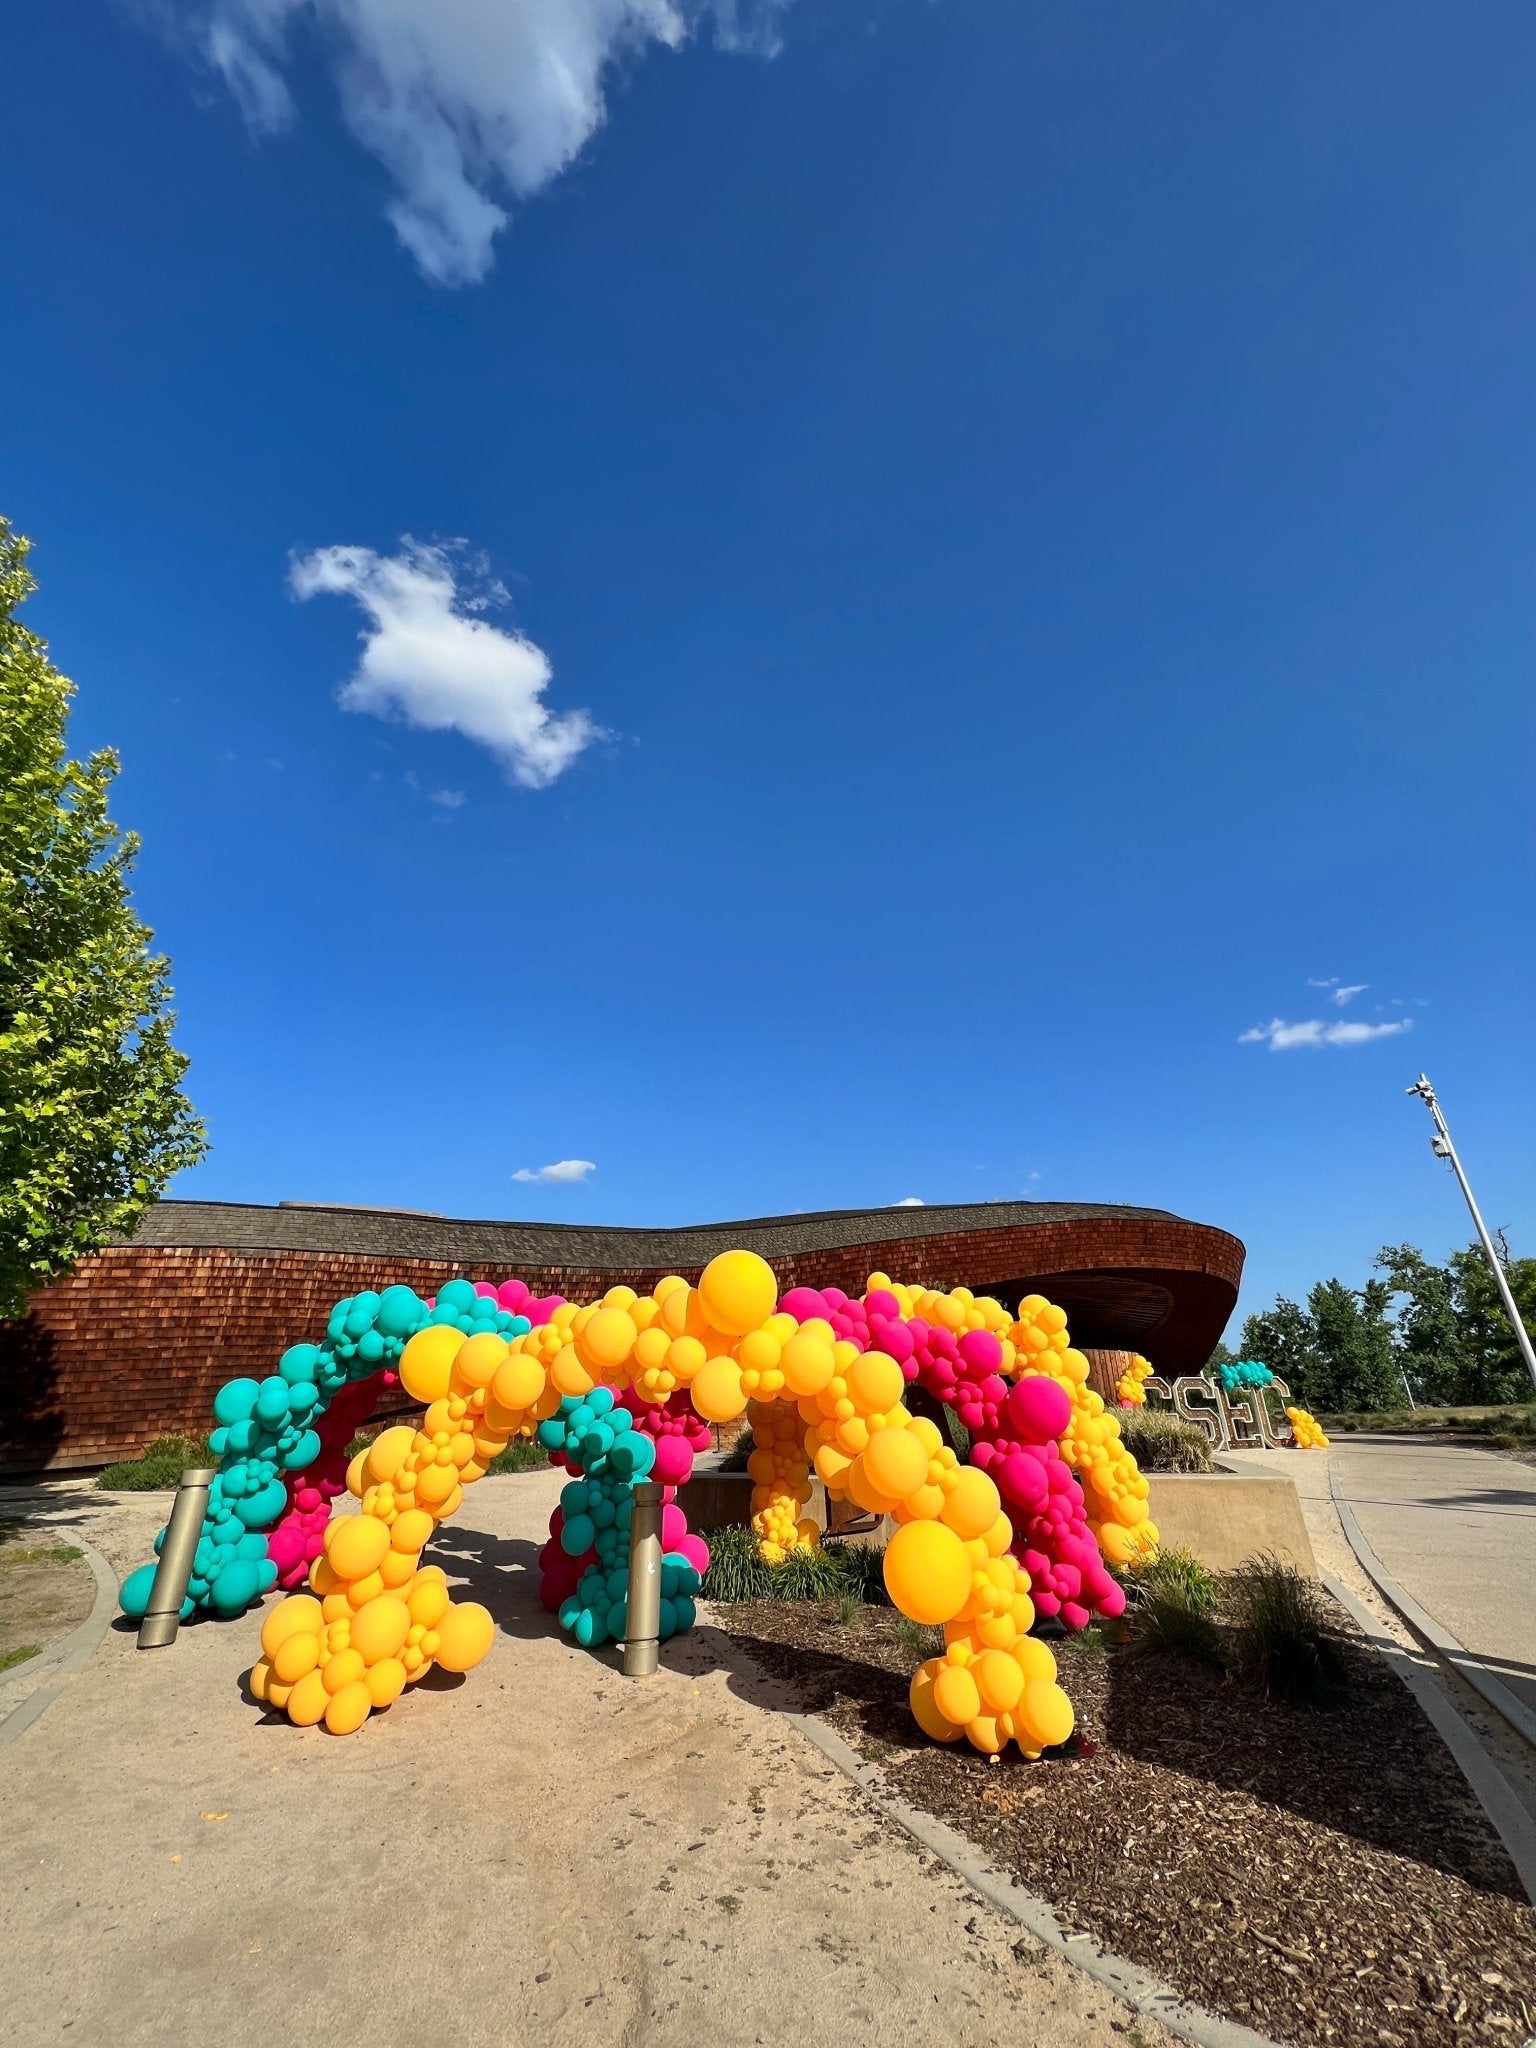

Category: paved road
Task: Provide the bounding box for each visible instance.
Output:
[0,1471,1161,2048]
[1330,1436,1536,1718]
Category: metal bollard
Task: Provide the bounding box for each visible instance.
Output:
[137,1466,216,1650]
[622,1480,664,1677]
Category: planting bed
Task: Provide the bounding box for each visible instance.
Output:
[712,1593,1536,2048]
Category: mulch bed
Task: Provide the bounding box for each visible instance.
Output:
[712,1596,1536,2048]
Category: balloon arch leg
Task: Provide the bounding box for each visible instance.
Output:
[120,1253,1159,1750]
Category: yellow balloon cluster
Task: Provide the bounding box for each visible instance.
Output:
[1287,1405,1330,1448]
[745,1397,817,1560]
[1012,1300,1158,1571]
[1114,1352,1154,1407]
[250,1316,564,1730]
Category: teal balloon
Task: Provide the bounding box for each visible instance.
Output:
[209,1559,261,1613]
[213,1378,260,1426]
[282,1429,321,1471]
[437,1278,477,1313]
[279,1343,323,1385]
[375,1285,422,1339]
[118,1563,158,1619]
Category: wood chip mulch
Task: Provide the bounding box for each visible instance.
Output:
[710,1597,1536,2048]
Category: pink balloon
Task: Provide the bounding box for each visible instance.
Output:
[1007,1375,1072,1444]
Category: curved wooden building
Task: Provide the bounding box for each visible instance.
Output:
[0,1197,1243,1471]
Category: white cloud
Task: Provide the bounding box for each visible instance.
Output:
[1332,983,1367,1005]
[512,1158,597,1184]
[142,0,795,284]
[290,538,599,788]
[428,787,466,809]
[1239,1017,1413,1052]
[1306,976,1340,988]
[892,1196,925,1207]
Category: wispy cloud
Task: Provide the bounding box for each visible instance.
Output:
[1240,1017,1413,1052]
[892,1196,925,1208]
[138,1,797,284]
[428,787,466,810]
[512,1159,597,1184]
[290,538,600,789]
[1307,976,1340,989]
[1332,983,1367,1006]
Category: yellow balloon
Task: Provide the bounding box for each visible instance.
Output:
[932,1661,982,1726]
[846,1351,904,1416]
[272,1631,321,1685]
[366,1657,407,1709]
[407,1571,451,1628]
[398,1324,463,1404]
[691,1354,749,1423]
[861,1425,930,1503]
[1018,1677,1074,1750]
[780,1330,836,1397]
[321,1647,366,1695]
[481,1353,540,1416]
[390,1507,435,1555]
[327,1515,391,1583]
[580,1306,640,1370]
[259,1593,323,1661]
[941,1466,1002,1541]
[434,1602,494,1671]
[964,1714,1005,1756]
[365,1425,417,1484]
[452,1332,508,1388]
[349,1594,411,1664]
[909,1660,962,1743]
[883,1519,973,1625]
[698,1249,778,1335]
[285,1669,329,1727]
[379,1549,417,1589]
[414,1462,459,1509]
[324,1680,373,1736]
[248,1657,271,1703]
[973,1648,1025,1714]
[550,1344,595,1397]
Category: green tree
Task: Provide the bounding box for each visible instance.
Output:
[1306,1276,1402,1412]
[1445,1236,1536,1406]
[0,519,206,1318]
[1205,1339,1237,1372]
[1375,1243,1467,1404]
[1238,1296,1319,1399]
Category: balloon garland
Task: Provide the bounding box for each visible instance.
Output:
[1114,1353,1154,1407]
[1215,1358,1330,1449]
[118,1252,1160,1754]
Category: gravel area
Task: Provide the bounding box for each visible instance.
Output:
[713,1596,1536,2048]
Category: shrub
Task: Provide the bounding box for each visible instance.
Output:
[1123,1586,1225,1670]
[1128,1544,1219,1614]
[718,1428,754,1473]
[486,1438,550,1475]
[1118,1409,1213,1472]
[95,1434,213,1490]
[699,1524,888,1605]
[1226,1555,1348,1707]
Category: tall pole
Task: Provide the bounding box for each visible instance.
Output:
[1407,1075,1536,1398]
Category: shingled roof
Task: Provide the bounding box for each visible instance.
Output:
[127,1196,1188,1270]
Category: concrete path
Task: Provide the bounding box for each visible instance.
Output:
[1329,1436,1536,1720]
[0,1471,1165,2048]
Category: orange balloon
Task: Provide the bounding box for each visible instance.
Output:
[691,1355,748,1423]
[909,1660,962,1743]
[327,1515,391,1583]
[398,1325,462,1404]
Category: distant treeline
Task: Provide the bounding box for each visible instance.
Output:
[1216,1237,1536,1413]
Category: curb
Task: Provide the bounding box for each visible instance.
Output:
[0,1534,119,1750]
[1327,1454,1536,1750]
[779,1705,1281,2048]
[1321,1571,1536,1904]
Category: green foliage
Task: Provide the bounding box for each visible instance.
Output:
[699,1524,888,1604]
[834,1589,861,1626]
[1128,1544,1219,1614]
[1205,1340,1237,1372]
[1226,1556,1348,1707]
[485,1436,550,1475]
[718,1427,754,1472]
[95,1433,212,1489]
[0,1543,82,1567]
[1238,1296,1318,1397]
[892,1615,944,1659]
[1117,1409,1212,1472]
[1124,1585,1225,1670]
[0,519,206,1316]
[1442,1241,1536,1406]
[0,1645,40,1672]
[1303,1276,1403,1413]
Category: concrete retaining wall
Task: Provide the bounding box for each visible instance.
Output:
[1147,1469,1317,1577]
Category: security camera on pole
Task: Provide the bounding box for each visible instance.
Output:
[1406,1075,1536,1398]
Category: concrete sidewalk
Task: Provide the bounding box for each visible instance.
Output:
[1329,1435,1536,1717]
[0,1471,1163,2048]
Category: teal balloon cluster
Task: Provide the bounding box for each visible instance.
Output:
[537,1390,702,1649]
[116,1276,523,1625]
[1214,1358,1275,1394]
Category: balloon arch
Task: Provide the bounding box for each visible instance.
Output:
[120,1252,1159,1753]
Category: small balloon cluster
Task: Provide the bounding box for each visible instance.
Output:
[535,1389,706,1646]
[1214,1358,1275,1395]
[1286,1405,1330,1448]
[1115,1353,1153,1407]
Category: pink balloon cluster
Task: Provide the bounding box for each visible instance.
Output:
[265,1374,386,1589]
[473,1277,568,1325]
[777,1284,1125,1629]
[625,1386,714,1487]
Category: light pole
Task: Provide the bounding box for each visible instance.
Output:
[1406,1074,1536,1398]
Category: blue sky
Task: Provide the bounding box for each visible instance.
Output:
[4,1,1533,1334]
